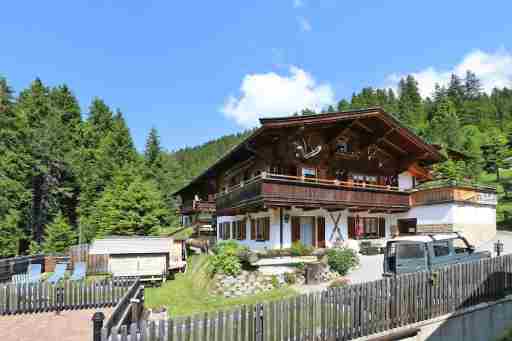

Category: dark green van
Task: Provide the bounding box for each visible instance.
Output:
[383,233,491,276]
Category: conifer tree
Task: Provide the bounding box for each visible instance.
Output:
[397,75,425,129]
[42,212,77,253]
[144,127,162,169]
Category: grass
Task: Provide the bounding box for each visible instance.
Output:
[144,254,298,317]
[479,169,512,229]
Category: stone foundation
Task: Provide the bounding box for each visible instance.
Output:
[416,224,453,234]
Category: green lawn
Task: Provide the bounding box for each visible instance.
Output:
[145,254,298,317]
[479,169,512,229]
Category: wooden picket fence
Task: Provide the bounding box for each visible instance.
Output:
[0,278,135,315]
[105,254,512,341]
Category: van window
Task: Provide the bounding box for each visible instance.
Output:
[433,241,450,257]
[453,238,469,254]
[397,243,425,259]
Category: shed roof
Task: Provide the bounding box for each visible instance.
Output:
[89,236,174,255]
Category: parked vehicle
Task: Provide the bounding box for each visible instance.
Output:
[383,233,491,276]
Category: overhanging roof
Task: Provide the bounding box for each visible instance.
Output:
[174,107,444,196]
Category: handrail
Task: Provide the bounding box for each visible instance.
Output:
[215,172,403,198]
[414,179,497,192]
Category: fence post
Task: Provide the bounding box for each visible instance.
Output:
[92,311,105,341]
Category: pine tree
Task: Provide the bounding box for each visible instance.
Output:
[42,212,77,253]
[447,74,465,110]
[429,97,463,148]
[482,129,511,182]
[144,127,162,168]
[337,99,350,111]
[464,70,483,100]
[397,75,425,129]
[89,171,171,237]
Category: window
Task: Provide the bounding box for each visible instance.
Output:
[232,220,246,240]
[218,222,231,240]
[433,241,450,257]
[251,217,270,241]
[336,140,349,153]
[453,238,469,254]
[302,167,316,179]
[348,217,386,239]
[397,243,425,259]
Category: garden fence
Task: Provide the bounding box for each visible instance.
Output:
[105,254,512,341]
[0,278,134,315]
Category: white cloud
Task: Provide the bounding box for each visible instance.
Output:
[221,66,334,128]
[293,0,304,8]
[297,16,312,32]
[385,49,512,98]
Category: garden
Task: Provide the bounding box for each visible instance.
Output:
[145,241,359,317]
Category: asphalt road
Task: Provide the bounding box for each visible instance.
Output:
[346,230,512,284]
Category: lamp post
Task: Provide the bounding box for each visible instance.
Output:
[494,240,504,257]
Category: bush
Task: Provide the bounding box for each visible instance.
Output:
[290,241,314,256]
[284,272,296,284]
[270,275,280,288]
[326,248,359,276]
[212,240,248,256]
[329,277,350,288]
[207,253,242,277]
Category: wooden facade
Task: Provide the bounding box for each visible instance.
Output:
[175,108,444,216]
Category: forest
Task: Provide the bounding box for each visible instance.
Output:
[0,71,511,257]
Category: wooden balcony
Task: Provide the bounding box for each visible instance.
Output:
[410,182,498,207]
[179,199,216,215]
[216,173,410,215]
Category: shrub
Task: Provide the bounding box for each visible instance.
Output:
[329,277,350,288]
[290,241,314,256]
[326,248,359,276]
[270,275,280,288]
[212,240,248,256]
[284,272,297,284]
[207,253,242,277]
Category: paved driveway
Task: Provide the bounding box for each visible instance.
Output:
[346,231,512,284]
[1,308,112,341]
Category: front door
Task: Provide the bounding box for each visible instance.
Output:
[291,216,316,247]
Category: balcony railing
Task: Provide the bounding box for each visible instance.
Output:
[410,185,498,206]
[216,173,410,212]
[179,199,216,214]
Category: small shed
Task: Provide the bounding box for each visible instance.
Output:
[89,236,186,281]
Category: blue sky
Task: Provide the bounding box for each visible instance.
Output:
[1,1,512,151]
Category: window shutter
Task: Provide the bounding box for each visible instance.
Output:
[264,217,270,241]
[348,217,355,239]
[251,219,256,240]
[317,216,326,248]
[379,217,386,238]
[241,219,246,240]
[291,217,300,242]
[312,218,317,247]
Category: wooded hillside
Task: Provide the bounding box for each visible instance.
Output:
[1,71,511,257]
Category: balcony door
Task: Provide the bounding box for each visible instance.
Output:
[291,216,325,247]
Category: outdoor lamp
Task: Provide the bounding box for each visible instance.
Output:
[494,240,504,257]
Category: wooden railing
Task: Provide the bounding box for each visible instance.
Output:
[180,199,216,214]
[216,173,410,211]
[411,186,498,206]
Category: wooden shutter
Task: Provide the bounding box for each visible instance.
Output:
[378,217,386,238]
[348,217,355,239]
[291,216,301,242]
[241,219,246,240]
[251,219,256,240]
[264,217,270,241]
[317,216,326,248]
[312,218,317,247]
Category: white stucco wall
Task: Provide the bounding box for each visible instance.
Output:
[217,208,395,250]
[398,172,414,191]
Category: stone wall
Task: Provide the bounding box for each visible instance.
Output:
[416,223,453,234]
